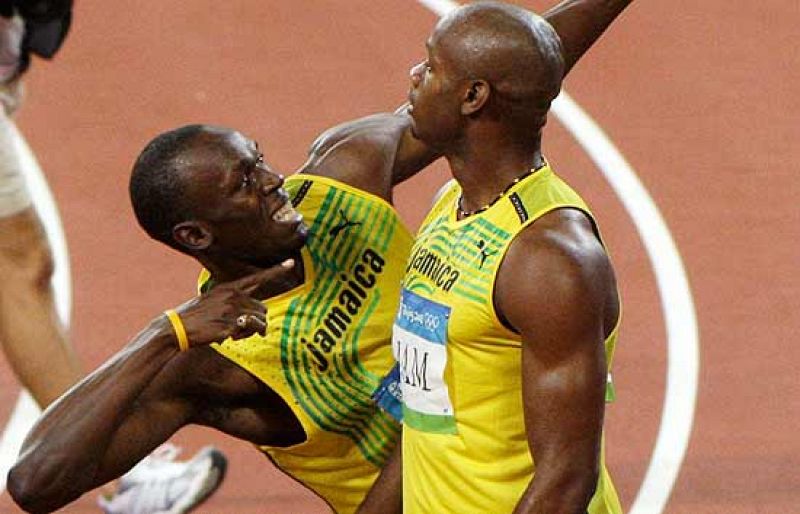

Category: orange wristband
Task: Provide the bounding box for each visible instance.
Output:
[164,309,189,352]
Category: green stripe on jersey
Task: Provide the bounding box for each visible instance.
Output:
[279,182,399,466]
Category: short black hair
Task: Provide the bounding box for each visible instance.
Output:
[129,125,206,250]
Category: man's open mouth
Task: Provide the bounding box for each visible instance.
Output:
[271,199,302,223]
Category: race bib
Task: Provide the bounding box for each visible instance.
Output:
[393,289,456,434]
[373,364,403,422]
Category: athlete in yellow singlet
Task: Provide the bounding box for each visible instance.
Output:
[202,173,412,512]
[398,166,621,513]
[388,2,634,513]
[9,117,435,514]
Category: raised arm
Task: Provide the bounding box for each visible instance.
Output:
[496,210,619,514]
[543,0,634,74]
[7,265,289,513]
[300,112,428,202]
[302,0,634,198]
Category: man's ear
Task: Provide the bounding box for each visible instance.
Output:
[461,80,490,115]
[172,221,213,251]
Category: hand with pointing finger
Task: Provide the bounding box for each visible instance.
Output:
[168,259,295,350]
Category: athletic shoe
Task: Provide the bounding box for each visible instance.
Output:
[98,444,227,514]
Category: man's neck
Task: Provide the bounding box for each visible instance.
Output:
[446,131,544,214]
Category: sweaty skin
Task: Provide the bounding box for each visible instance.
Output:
[8,1,631,513]
[7,117,427,514]
[365,2,634,513]
[402,1,633,513]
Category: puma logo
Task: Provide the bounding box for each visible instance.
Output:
[329,209,362,238]
[477,240,497,269]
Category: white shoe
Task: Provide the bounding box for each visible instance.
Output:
[98,444,227,514]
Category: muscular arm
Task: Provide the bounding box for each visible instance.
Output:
[7,266,289,513]
[300,112,427,202]
[301,0,633,199]
[495,210,618,514]
[8,317,194,513]
[543,0,634,74]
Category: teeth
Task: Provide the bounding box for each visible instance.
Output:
[272,202,301,222]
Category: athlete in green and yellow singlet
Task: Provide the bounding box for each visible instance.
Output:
[203,174,412,513]
[8,118,427,514]
[396,165,622,514]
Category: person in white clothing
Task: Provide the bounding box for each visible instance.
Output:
[0,3,226,512]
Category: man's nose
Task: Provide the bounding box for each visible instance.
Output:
[409,61,424,87]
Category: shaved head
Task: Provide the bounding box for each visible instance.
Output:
[434,1,564,128]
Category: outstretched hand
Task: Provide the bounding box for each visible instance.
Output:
[172,259,295,349]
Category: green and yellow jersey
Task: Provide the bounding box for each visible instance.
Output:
[396,164,621,514]
[200,174,412,514]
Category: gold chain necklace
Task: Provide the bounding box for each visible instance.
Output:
[456,165,542,218]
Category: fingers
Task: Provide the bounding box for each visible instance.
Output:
[173,294,266,348]
[177,261,292,347]
[234,313,268,337]
[239,297,267,316]
[233,259,295,295]
[234,298,267,335]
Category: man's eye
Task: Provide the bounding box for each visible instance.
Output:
[242,172,252,188]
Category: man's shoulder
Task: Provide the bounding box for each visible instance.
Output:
[298,113,411,200]
[307,113,408,159]
[502,208,611,292]
[495,208,615,336]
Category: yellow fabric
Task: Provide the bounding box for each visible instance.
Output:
[200,174,412,513]
[398,165,621,513]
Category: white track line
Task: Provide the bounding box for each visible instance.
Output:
[0,122,70,492]
[414,2,700,513]
[553,94,699,514]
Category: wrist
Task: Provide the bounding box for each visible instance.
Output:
[130,314,184,356]
[164,309,190,351]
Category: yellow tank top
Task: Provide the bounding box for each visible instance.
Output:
[201,174,412,513]
[397,165,621,513]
